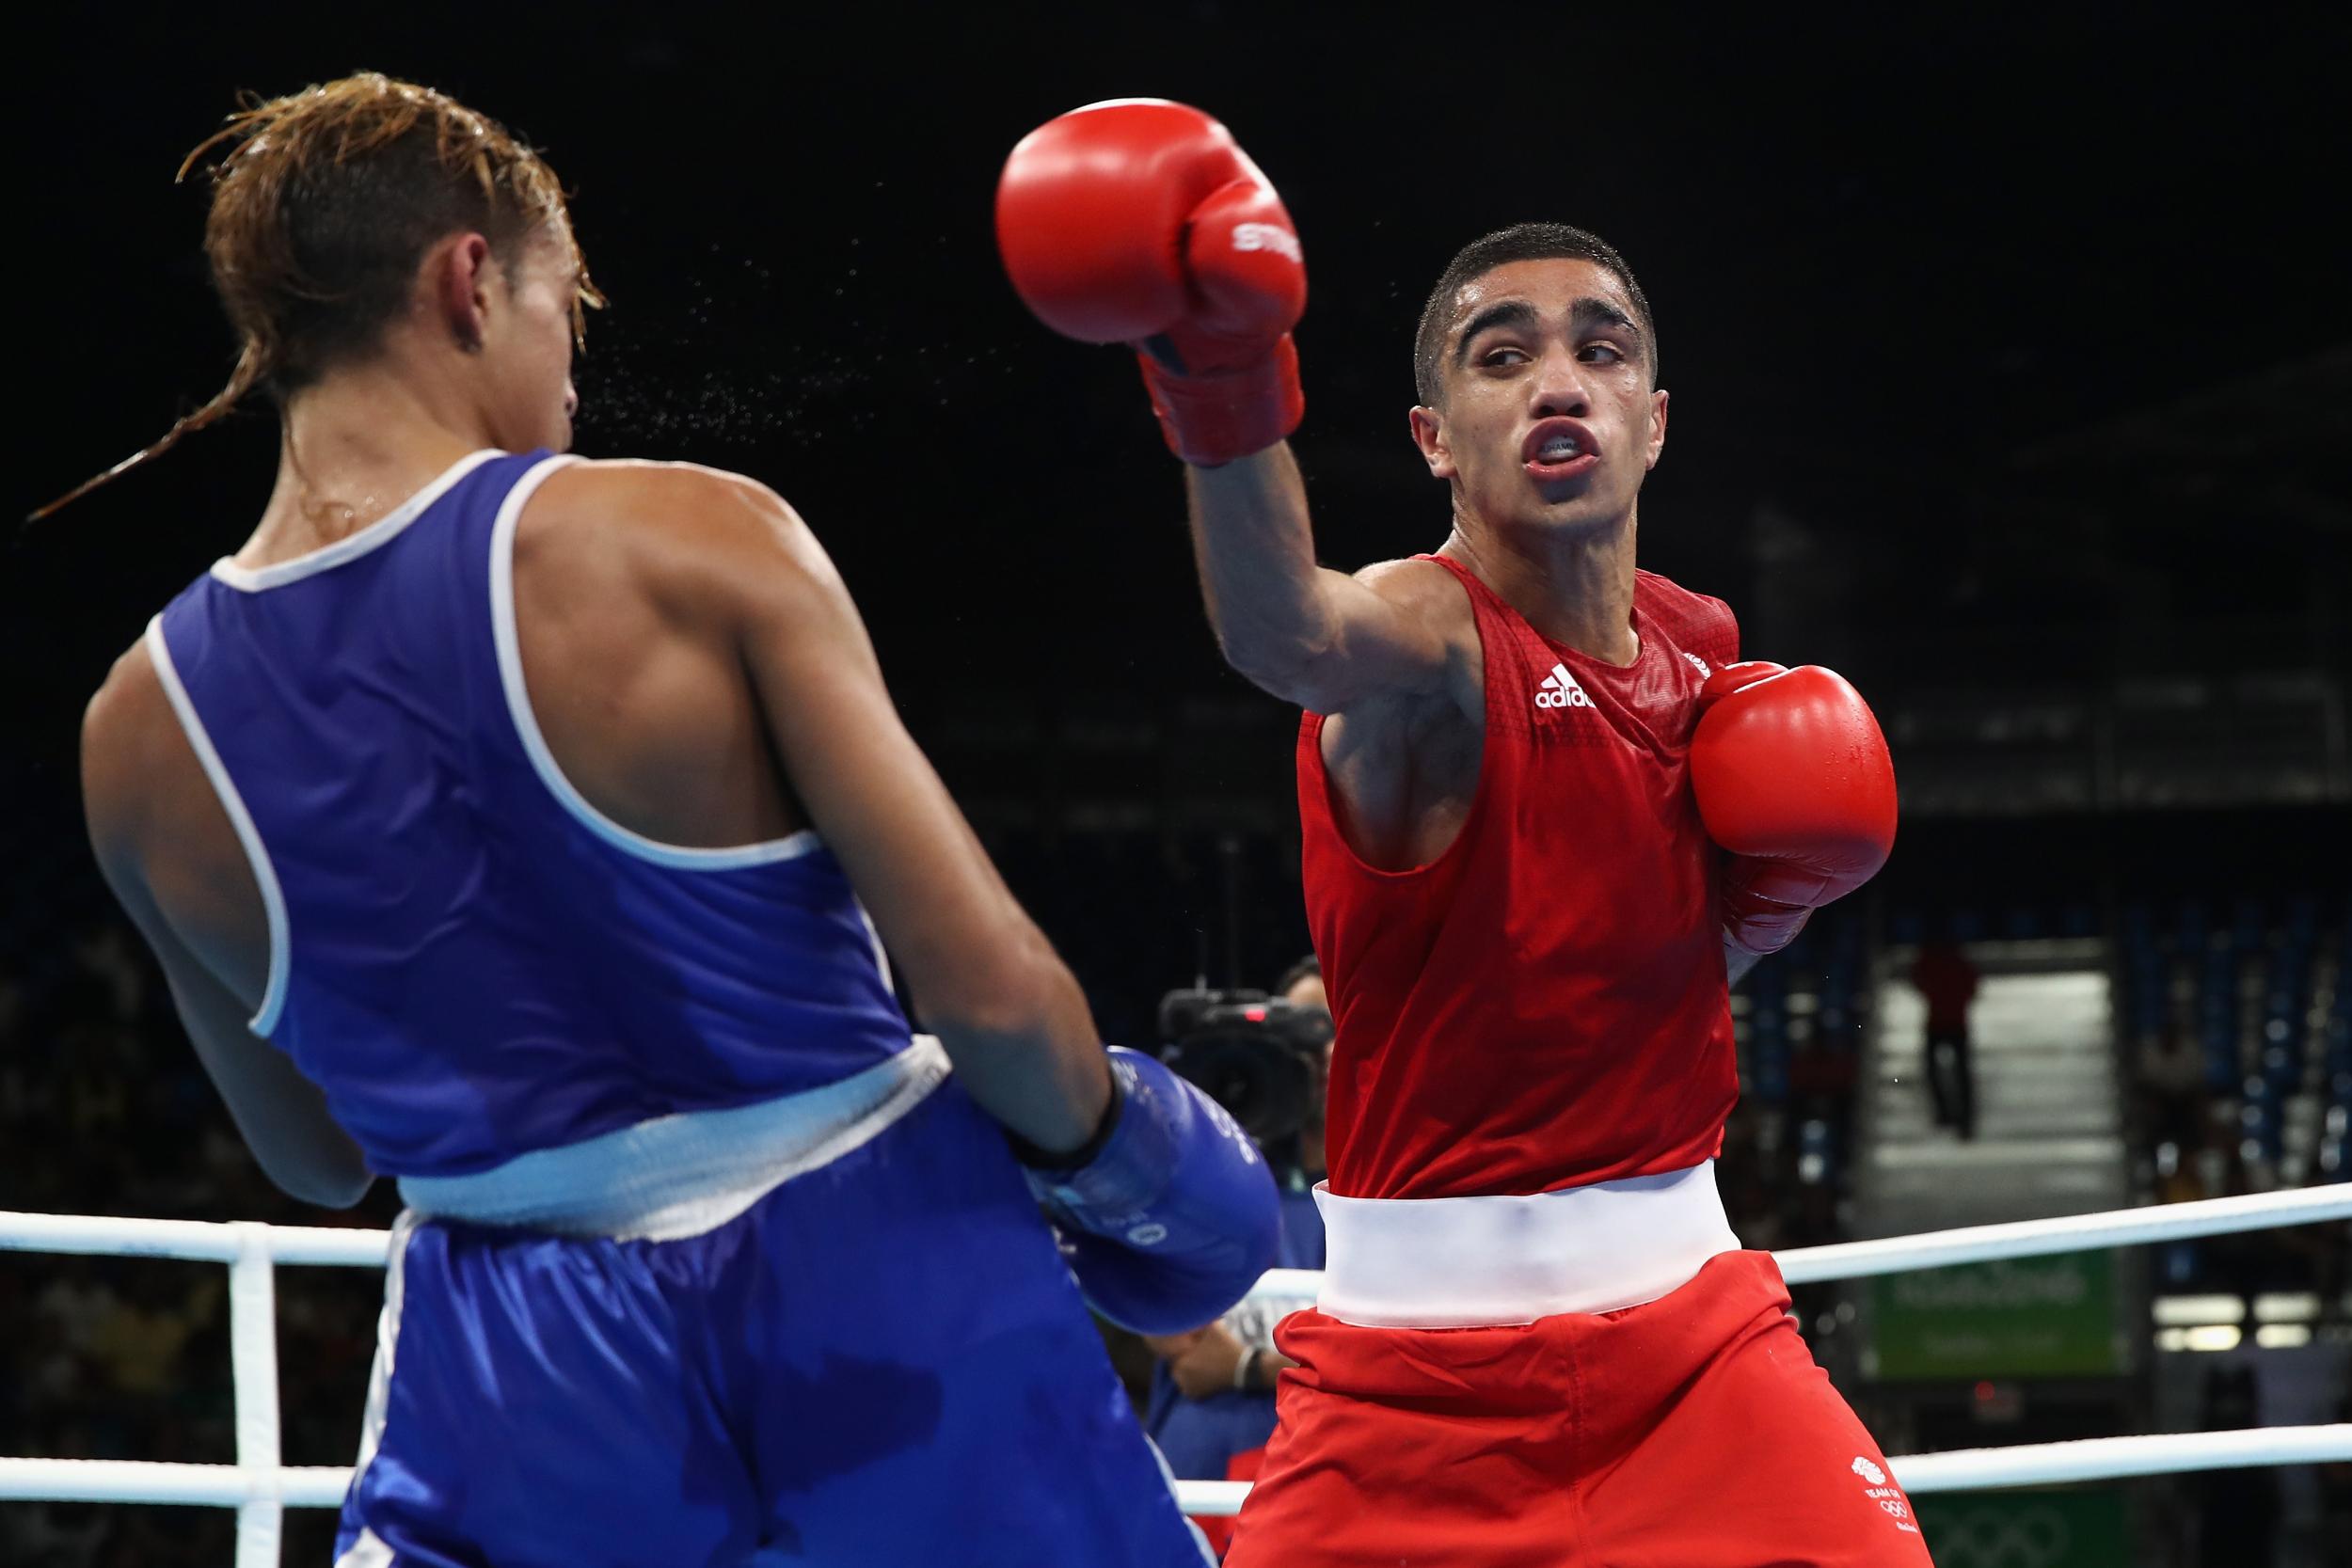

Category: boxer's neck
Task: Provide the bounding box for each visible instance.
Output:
[242,354,496,566]
[1440,502,1641,667]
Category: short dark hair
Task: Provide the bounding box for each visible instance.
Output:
[1412,222,1656,406]
[1275,955,1322,995]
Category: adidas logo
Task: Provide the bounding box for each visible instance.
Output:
[1684,652,1712,679]
[1535,662,1594,710]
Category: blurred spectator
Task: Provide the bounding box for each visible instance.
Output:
[1142,958,1329,1557]
[83,1270,222,1399]
[2140,1023,2207,1164]
[1260,956,1329,1187]
[1913,937,1980,1139]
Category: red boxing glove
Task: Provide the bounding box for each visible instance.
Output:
[1690,662,1898,958]
[997,99,1306,467]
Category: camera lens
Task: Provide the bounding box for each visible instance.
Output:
[1164,1026,1314,1143]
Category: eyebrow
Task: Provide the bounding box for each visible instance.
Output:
[1453,295,1643,365]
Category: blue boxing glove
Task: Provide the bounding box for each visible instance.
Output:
[1020,1047,1281,1336]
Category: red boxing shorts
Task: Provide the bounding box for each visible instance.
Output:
[1225,1249,1934,1567]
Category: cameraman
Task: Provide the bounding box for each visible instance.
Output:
[1143,958,1330,1554]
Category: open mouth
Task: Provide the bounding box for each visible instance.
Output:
[1521,418,1600,482]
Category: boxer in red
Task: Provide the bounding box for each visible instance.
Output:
[999,102,1930,1565]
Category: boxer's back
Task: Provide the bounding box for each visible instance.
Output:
[151,447,912,1180]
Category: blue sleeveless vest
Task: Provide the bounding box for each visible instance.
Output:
[151,451,914,1177]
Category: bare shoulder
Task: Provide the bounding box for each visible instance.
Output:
[1343,554,1482,719]
[82,634,252,888]
[1352,554,1472,626]
[80,631,269,973]
[540,454,791,509]
[520,457,839,614]
[529,457,804,547]
[1315,561,1486,863]
[80,635,176,869]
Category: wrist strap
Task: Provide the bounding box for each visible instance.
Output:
[1007,1062,1122,1173]
[1232,1345,1259,1391]
[1136,335,1304,467]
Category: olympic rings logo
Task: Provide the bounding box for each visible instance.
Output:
[1926,1501,2073,1567]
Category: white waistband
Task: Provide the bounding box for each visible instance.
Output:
[396,1036,951,1243]
[1312,1161,1740,1328]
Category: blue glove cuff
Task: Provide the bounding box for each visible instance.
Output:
[1025,1049,1210,1224]
[1023,1047,1281,1335]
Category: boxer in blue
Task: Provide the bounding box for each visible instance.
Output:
[66,73,1275,1566]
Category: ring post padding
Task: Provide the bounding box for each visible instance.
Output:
[229,1222,285,1568]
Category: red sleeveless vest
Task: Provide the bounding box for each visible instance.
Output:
[1298,559,1741,1199]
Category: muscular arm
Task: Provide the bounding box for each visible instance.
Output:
[82,656,373,1208]
[629,467,1111,1153]
[1186,445,1459,714]
[123,887,373,1208]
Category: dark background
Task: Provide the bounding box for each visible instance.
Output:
[12,5,2349,846]
[12,4,2350,1022]
[4,5,2348,1565]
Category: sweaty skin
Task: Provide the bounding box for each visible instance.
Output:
[82,229,1113,1204]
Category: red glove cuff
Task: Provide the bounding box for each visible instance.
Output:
[1136,335,1304,467]
[1719,860,1815,958]
[1696,660,1789,710]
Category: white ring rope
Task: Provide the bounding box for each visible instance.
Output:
[4,1182,2348,1547]
[0,1460,354,1509]
[0,1208,390,1267]
[11,1180,2333,1288]
[1771,1183,2352,1285]
[1171,1426,2352,1515]
[4,1426,2347,1518]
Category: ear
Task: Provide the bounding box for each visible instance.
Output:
[1408,404,1455,480]
[1643,387,1670,471]
[425,232,497,351]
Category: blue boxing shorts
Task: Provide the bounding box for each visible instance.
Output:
[332,1038,1210,1567]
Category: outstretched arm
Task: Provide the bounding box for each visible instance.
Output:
[999,101,1457,717]
[1185,446,1455,713]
